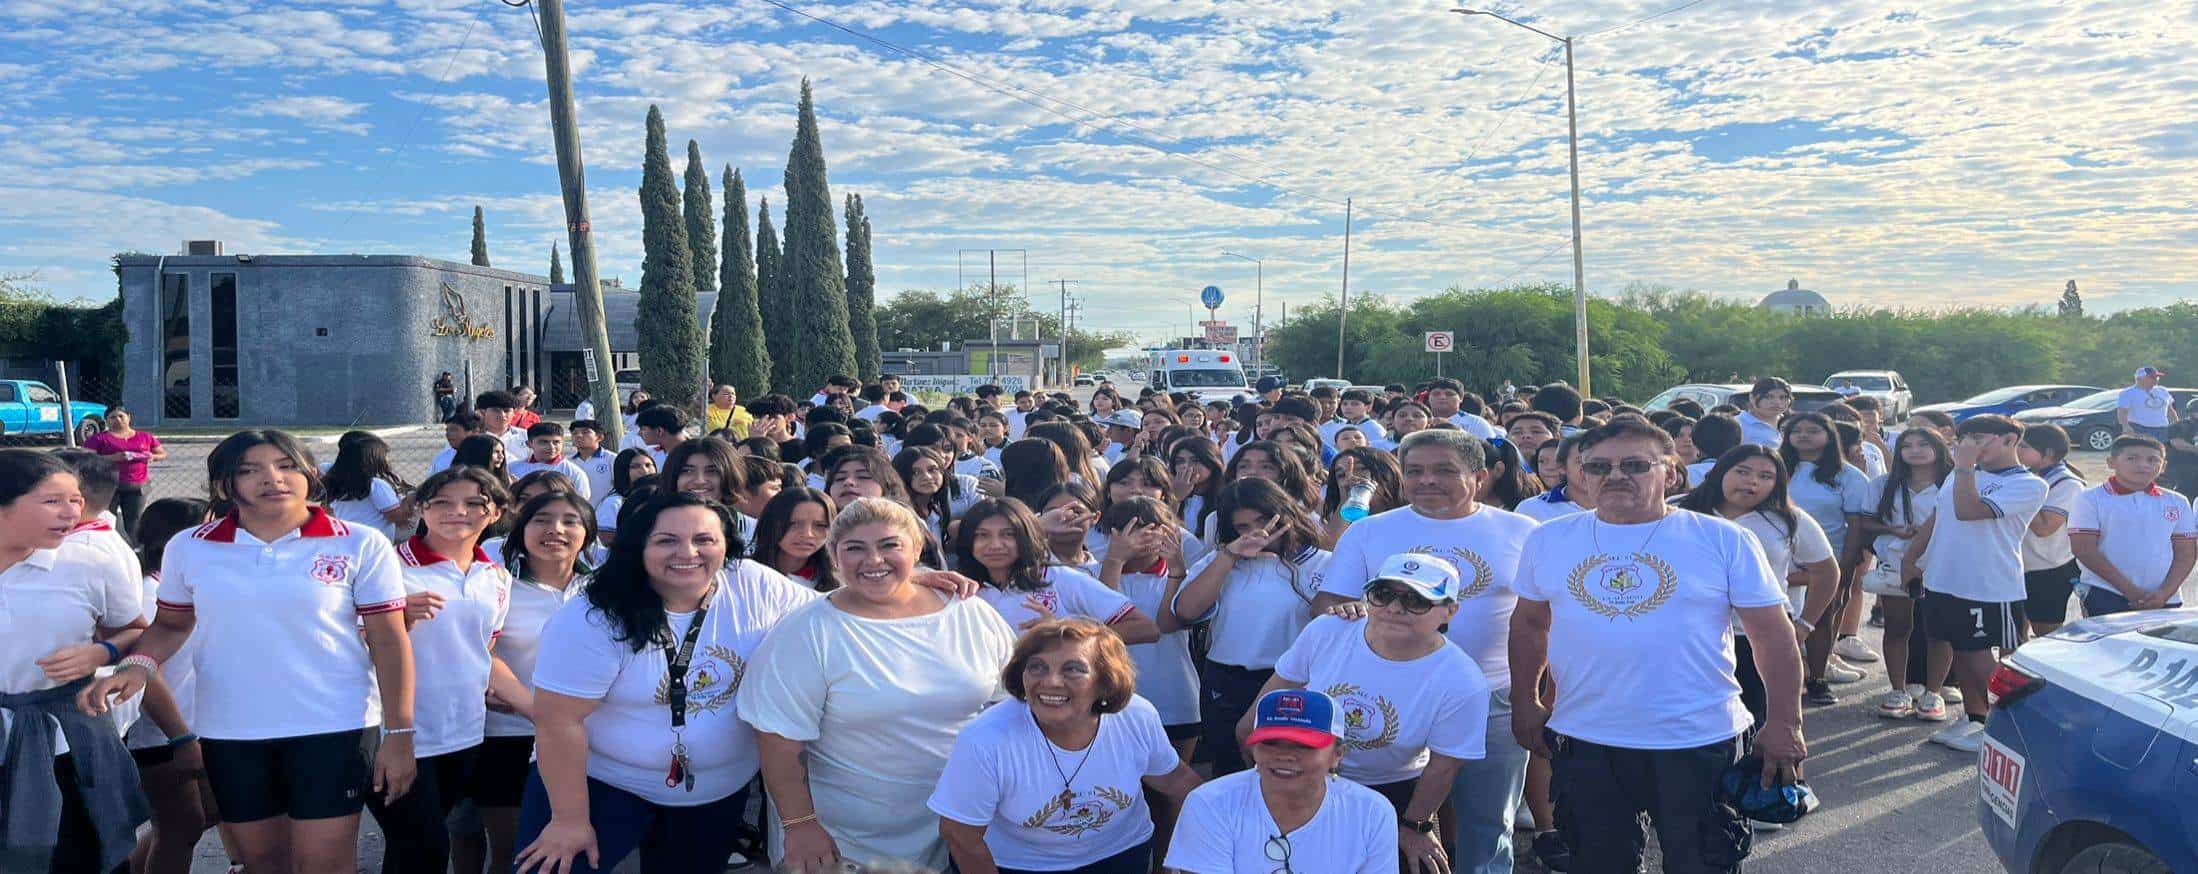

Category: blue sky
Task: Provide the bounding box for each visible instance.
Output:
[2,0,2194,341]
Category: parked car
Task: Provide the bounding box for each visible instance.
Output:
[1824,369,1914,418]
[1912,385,2101,422]
[614,368,642,400]
[1979,609,2198,874]
[0,380,107,444]
[1641,383,1846,415]
[1301,378,1351,394]
[1074,373,1096,387]
[2014,388,2198,452]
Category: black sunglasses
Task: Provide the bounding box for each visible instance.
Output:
[1364,583,1436,614]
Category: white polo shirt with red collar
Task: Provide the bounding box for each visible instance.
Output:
[396,536,512,758]
[156,507,407,741]
[2067,479,2198,601]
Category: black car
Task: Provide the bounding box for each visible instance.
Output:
[2012,388,2198,452]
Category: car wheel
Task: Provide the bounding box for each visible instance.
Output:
[2083,427,2116,453]
[2059,842,2170,874]
[74,415,103,445]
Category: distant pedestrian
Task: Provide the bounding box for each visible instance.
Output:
[2118,366,2179,440]
[82,404,164,537]
[434,372,457,422]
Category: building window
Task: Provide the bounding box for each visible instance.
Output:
[161,274,191,418]
[211,273,239,419]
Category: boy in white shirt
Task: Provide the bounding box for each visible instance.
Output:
[431,413,482,475]
[2068,436,2198,616]
[506,422,593,502]
[566,419,618,502]
[1901,414,2048,751]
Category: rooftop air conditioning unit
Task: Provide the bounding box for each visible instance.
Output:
[184,240,224,256]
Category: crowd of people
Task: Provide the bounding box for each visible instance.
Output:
[5,363,2195,874]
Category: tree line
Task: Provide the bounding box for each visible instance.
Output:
[1267,283,2198,404]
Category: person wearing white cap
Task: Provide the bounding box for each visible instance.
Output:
[1248,553,1487,873]
[1166,689,1399,874]
[1098,411,1144,465]
[2119,366,2180,441]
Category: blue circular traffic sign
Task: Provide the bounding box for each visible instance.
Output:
[1200,285,1224,309]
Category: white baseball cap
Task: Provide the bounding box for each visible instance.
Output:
[1098,410,1144,429]
[1368,553,1460,602]
[2136,366,2168,379]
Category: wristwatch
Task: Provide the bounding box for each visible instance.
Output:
[1400,813,1437,834]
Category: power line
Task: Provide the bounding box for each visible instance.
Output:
[1580,0,1711,39]
[388,8,485,162]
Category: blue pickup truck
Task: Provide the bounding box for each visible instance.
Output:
[0,380,108,443]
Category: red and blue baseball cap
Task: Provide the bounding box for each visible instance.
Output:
[1246,689,1344,748]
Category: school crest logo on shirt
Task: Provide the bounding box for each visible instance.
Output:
[1021,786,1135,837]
[1321,682,1400,751]
[654,646,744,716]
[309,554,352,585]
[1410,545,1495,598]
[1565,553,1678,620]
[2166,503,2183,522]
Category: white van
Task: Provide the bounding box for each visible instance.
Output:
[1147,348,1252,403]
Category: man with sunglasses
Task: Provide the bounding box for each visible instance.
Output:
[1311,429,1539,874]
[1510,419,1807,874]
[1165,689,1398,874]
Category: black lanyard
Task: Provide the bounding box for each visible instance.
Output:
[660,591,712,791]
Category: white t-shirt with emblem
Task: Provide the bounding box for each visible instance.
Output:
[1512,510,1786,749]
[2119,385,2176,428]
[1920,467,2049,603]
[976,565,1138,632]
[156,509,408,740]
[569,449,618,504]
[395,538,513,757]
[1272,616,1489,785]
[927,696,1179,871]
[1164,770,1399,874]
[1175,548,1331,670]
[1313,504,1537,691]
[532,559,816,804]
[2067,482,2198,601]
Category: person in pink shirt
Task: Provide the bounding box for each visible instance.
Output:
[82,405,165,537]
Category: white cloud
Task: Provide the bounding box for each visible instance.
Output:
[250,96,372,135]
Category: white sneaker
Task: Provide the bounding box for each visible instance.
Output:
[1928,720,1982,749]
[1904,683,1927,699]
[1876,689,1915,719]
[1914,692,1950,721]
[1835,635,1881,663]
[1825,657,1867,684]
[1941,686,1965,705]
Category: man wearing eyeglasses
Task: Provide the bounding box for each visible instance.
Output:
[1310,429,1540,874]
[1509,419,1808,874]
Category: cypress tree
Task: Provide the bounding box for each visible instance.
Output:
[470,205,490,267]
[711,166,771,397]
[776,79,858,394]
[549,243,564,285]
[755,198,787,391]
[635,105,705,408]
[844,193,880,378]
[682,140,717,294]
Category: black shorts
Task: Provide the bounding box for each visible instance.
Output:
[201,728,373,823]
[1164,722,1201,743]
[466,735,538,808]
[2024,560,2080,624]
[1921,592,2023,653]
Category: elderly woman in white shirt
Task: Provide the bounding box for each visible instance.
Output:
[742,497,1018,873]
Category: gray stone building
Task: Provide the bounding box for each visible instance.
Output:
[116,250,711,427]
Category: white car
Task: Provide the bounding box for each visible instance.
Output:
[1824,369,1913,418]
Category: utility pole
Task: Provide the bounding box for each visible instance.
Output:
[1052,278,1079,387]
[958,249,1027,381]
[1336,197,1352,380]
[533,0,623,446]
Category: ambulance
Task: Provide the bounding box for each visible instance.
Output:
[1144,348,1252,404]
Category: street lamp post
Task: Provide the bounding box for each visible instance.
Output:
[1453,8,1591,396]
[1222,251,1262,372]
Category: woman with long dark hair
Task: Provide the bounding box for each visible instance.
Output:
[1000,438,1072,511]
[595,448,658,550]
[1167,437,1225,540]
[1318,447,1403,547]
[323,431,415,540]
[895,446,982,544]
[1222,440,1318,517]
[1777,412,1875,696]
[821,445,909,508]
[1029,421,1103,488]
[751,488,840,592]
[453,433,512,487]
[1858,427,1953,720]
[1171,478,1331,776]
[1477,437,1545,511]
[1035,482,1104,569]
[514,493,818,873]
[955,498,1160,645]
[1676,446,1838,721]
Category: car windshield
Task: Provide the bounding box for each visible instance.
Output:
[1960,386,2037,405]
[1834,375,1893,391]
[2062,390,2120,411]
[1168,369,1247,388]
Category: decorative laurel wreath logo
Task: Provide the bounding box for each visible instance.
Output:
[1566,553,1678,620]
[1323,682,1401,751]
[653,645,745,715]
[1022,785,1135,836]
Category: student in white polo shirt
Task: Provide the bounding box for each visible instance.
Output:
[566,420,617,504]
[1900,415,2048,752]
[2016,425,2086,637]
[1320,389,1391,449]
[367,466,515,874]
[1737,378,1792,448]
[474,391,535,461]
[2068,435,2198,616]
[506,422,593,503]
[1308,428,1539,873]
[1163,688,1398,874]
[1515,436,1593,522]
[82,430,417,874]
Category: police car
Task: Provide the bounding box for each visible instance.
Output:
[1979,609,2198,873]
